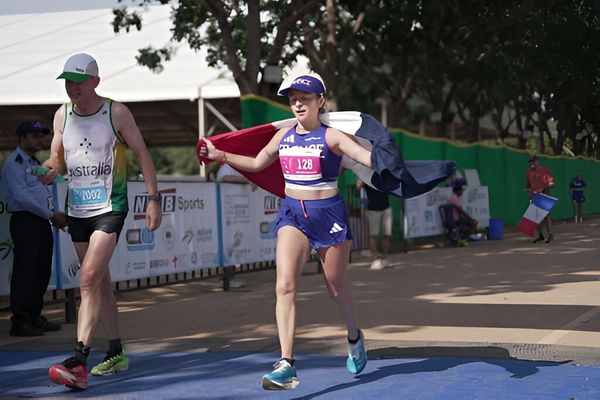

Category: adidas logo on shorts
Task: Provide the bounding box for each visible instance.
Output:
[329,222,344,234]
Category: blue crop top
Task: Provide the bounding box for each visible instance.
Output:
[278,124,342,190]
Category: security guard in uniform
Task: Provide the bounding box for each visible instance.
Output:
[1,121,66,336]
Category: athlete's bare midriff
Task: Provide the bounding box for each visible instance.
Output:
[285,187,339,200]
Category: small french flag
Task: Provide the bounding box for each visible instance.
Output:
[517,193,559,237]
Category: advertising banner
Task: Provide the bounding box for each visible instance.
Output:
[404,186,490,239]
[218,184,278,266]
[55,181,220,288]
[219,183,253,265]
[250,187,279,263]
[115,181,220,280]
[1,179,274,293]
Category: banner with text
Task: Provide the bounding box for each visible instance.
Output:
[1,180,278,294]
[404,186,490,239]
[219,184,279,265]
[55,181,221,289]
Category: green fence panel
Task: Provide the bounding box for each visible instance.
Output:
[241,95,600,226]
[550,157,569,219]
[505,149,531,225]
[444,142,479,173]
[241,95,293,127]
[394,129,445,160]
[478,146,508,222]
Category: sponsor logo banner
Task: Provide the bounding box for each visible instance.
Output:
[404,186,490,239]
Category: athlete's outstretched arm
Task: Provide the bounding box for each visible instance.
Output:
[201,128,287,172]
[112,101,162,231]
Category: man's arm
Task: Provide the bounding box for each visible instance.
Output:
[457,206,475,222]
[39,106,67,184]
[112,101,162,231]
[449,195,477,224]
[544,167,555,189]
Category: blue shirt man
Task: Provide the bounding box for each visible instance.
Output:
[1,121,66,336]
[569,172,586,223]
[3,146,53,218]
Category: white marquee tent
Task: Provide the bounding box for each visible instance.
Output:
[0,2,242,148]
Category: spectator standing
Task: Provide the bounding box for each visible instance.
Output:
[356,179,391,270]
[525,155,555,243]
[1,121,66,337]
[569,172,586,223]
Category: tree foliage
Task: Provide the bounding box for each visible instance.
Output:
[114,0,321,96]
[115,0,600,158]
[350,0,600,157]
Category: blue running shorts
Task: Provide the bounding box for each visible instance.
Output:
[275,195,352,249]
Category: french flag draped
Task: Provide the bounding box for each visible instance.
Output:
[196,111,456,199]
[517,193,559,237]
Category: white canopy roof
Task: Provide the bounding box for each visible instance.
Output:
[0,3,240,106]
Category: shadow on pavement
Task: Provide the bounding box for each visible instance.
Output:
[290,348,567,400]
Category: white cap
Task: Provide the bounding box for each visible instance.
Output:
[57,53,98,83]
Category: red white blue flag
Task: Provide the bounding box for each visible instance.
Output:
[197,111,455,199]
[517,193,559,236]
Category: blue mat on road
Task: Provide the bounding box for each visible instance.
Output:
[1,351,599,399]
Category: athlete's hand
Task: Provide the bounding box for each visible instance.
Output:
[38,168,59,185]
[198,138,222,161]
[146,200,162,231]
[50,212,67,231]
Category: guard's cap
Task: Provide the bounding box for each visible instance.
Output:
[16,121,50,137]
[57,53,98,83]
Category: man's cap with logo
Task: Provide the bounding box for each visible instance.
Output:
[16,121,50,137]
[277,73,326,96]
[57,53,98,83]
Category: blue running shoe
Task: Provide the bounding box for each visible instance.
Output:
[346,330,367,374]
[261,359,299,390]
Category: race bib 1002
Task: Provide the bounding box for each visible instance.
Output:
[68,186,108,208]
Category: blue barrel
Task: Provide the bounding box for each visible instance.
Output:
[488,218,504,240]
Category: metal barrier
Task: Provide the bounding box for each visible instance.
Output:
[345,184,370,253]
[1,185,368,322]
